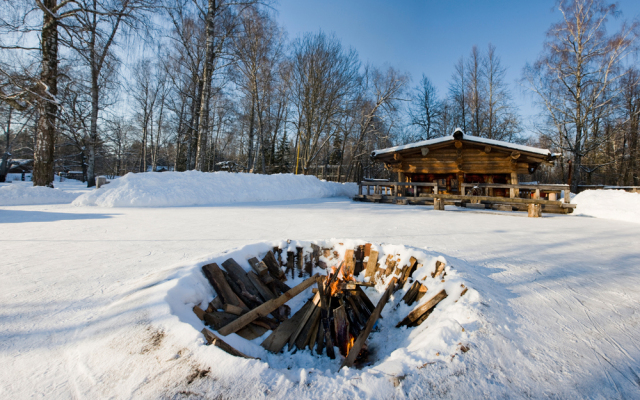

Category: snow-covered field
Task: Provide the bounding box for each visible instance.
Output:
[1,176,640,399]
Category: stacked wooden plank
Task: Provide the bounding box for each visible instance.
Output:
[196,244,455,370]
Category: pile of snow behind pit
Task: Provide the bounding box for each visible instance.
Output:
[0,183,81,206]
[73,171,357,207]
[159,239,479,387]
[572,189,640,224]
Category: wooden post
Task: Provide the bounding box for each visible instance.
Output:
[457,173,464,195]
[433,197,444,211]
[534,189,540,199]
[528,204,542,218]
[510,172,519,198]
[564,189,570,203]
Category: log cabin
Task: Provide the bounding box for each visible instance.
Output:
[357,128,576,215]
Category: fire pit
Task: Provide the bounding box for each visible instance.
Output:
[191,241,468,371]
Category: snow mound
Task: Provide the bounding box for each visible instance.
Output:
[572,190,640,224]
[73,171,357,207]
[0,184,81,206]
[162,239,480,381]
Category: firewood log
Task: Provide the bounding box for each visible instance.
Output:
[333,305,350,357]
[262,251,286,281]
[317,280,335,359]
[364,250,379,281]
[396,289,447,328]
[217,275,320,336]
[201,328,256,359]
[261,300,314,353]
[431,260,445,278]
[201,263,247,310]
[222,258,263,301]
[339,277,397,370]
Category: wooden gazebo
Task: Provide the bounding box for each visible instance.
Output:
[355,129,576,215]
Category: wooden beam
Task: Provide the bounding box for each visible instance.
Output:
[202,328,256,359]
[222,258,263,300]
[340,277,397,370]
[364,250,379,280]
[262,251,286,280]
[287,292,321,349]
[396,289,447,327]
[201,263,247,310]
[261,300,315,353]
[217,275,320,336]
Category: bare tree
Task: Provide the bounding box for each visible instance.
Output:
[408,74,441,140]
[523,0,639,192]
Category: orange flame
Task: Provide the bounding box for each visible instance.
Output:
[346,334,355,355]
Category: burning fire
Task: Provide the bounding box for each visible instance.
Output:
[326,260,356,297]
[346,334,355,355]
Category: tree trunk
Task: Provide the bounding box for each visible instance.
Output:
[33,0,58,187]
[195,0,216,171]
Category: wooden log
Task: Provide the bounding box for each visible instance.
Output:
[340,278,397,370]
[311,244,320,266]
[364,250,379,280]
[296,247,304,277]
[354,286,375,315]
[288,292,321,349]
[208,296,223,311]
[223,270,261,309]
[431,260,445,278]
[286,251,295,279]
[222,258,263,301]
[401,281,421,306]
[261,300,315,353]
[415,284,428,302]
[396,289,448,328]
[201,328,256,359]
[333,305,351,356]
[397,257,418,288]
[364,243,372,257]
[203,312,268,340]
[201,263,246,309]
[354,245,365,276]
[262,251,286,280]
[193,305,206,320]
[247,271,276,301]
[223,304,244,316]
[345,295,366,331]
[317,280,336,359]
[341,281,375,290]
[307,309,322,352]
[315,321,325,355]
[295,306,321,350]
[217,274,320,336]
[344,249,356,276]
[247,257,269,277]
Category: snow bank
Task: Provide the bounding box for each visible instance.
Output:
[73,171,357,207]
[0,183,81,206]
[572,189,640,224]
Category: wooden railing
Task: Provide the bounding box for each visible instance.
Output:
[460,183,571,203]
[356,181,575,209]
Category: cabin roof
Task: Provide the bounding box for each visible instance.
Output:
[372,131,553,159]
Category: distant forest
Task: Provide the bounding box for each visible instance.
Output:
[1,0,639,192]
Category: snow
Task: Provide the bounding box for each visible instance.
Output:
[73,171,358,207]
[572,189,640,224]
[372,133,552,157]
[0,181,87,206]
[2,193,640,398]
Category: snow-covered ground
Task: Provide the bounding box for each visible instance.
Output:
[2,194,640,399]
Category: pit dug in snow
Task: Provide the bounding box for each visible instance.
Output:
[178,240,477,374]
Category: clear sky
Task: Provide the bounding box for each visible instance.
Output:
[275,0,640,136]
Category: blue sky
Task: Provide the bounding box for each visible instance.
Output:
[275,0,640,136]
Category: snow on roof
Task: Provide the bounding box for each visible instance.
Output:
[372,133,552,158]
